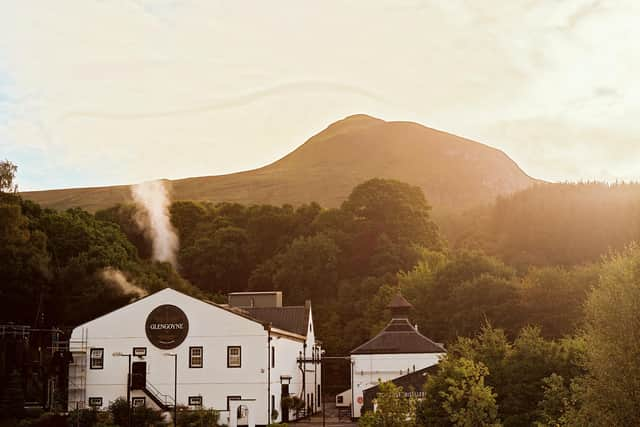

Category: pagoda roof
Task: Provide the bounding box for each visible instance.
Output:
[351,317,445,355]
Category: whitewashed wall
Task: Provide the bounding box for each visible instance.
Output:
[69,288,311,426]
[350,352,444,418]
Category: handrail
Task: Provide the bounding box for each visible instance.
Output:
[146,380,175,405]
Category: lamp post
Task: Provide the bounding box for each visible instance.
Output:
[112,352,132,427]
[164,353,178,426]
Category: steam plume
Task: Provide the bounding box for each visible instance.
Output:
[131,180,179,267]
[101,268,148,299]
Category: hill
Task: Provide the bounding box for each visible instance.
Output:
[22,114,536,212]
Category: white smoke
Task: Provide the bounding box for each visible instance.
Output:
[101,267,148,298]
[131,180,179,267]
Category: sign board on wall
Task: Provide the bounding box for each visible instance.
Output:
[145,304,189,349]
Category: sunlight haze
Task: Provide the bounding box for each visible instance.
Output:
[0,0,638,190]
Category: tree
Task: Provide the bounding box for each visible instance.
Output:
[180,226,250,293]
[537,374,572,427]
[359,381,417,427]
[267,233,340,304]
[449,325,585,427]
[342,178,440,248]
[0,159,18,193]
[399,250,519,343]
[417,357,500,427]
[519,265,599,339]
[573,245,640,425]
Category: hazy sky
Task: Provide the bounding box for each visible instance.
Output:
[1,0,639,190]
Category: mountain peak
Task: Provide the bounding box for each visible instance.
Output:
[22,116,535,213]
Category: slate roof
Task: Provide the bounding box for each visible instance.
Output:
[388,294,413,309]
[243,306,310,337]
[351,318,445,355]
[362,365,439,412]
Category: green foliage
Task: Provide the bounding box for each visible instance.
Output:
[96,204,152,259]
[66,408,98,427]
[536,374,572,427]
[0,159,18,193]
[359,381,417,427]
[449,325,585,427]
[489,182,640,267]
[399,251,520,343]
[518,265,599,338]
[108,397,166,426]
[342,178,439,248]
[417,357,499,427]
[255,233,340,303]
[175,407,220,427]
[180,226,250,293]
[572,245,640,425]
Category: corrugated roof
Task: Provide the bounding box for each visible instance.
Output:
[244,306,310,337]
[351,318,445,355]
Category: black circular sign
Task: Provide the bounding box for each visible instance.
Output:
[145,305,189,349]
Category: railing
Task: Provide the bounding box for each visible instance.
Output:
[146,380,175,406]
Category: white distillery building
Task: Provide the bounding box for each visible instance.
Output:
[338,294,446,419]
[67,288,321,427]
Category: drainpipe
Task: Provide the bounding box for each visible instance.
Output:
[266,324,272,425]
[351,359,355,421]
[303,342,307,417]
[313,346,317,413]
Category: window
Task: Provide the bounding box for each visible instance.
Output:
[317,385,321,406]
[227,346,241,368]
[271,346,275,368]
[88,397,103,407]
[271,395,275,416]
[227,395,241,411]
[89,348,104,369]
[133,347,147,357]
[189,346,203,368]
[337,395,344,404]
[189,396,203,407]
[132,397,146,407]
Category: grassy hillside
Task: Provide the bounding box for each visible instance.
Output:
[22,114,536,212]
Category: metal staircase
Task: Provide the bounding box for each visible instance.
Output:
[143,380,175,411]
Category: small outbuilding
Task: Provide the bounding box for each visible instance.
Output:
[343,293,445,418]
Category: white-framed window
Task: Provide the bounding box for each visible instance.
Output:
[132,397,146,408]
[133,347,147,357]
[89,348,104,369]
[189,396,203,407]
[189,346,203,368]
[227,346,241,368]
[88,397,103,407]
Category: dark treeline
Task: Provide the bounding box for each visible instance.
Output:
[95,179,601,355]
[0,192,200,328]
[445,182,640,268]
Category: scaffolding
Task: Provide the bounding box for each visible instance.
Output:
[64,327,88,410]
[0,324,66,410]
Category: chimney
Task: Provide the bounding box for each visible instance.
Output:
[228,291,283,308]
[387,293,412,319]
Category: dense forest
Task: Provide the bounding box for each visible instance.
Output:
[3,158,640,425]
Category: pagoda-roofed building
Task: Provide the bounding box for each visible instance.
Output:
[337,293,446,419]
